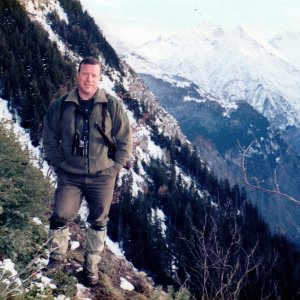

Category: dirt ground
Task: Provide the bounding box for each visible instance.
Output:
[65,222,166,300]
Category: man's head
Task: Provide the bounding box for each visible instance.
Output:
[77,57,102,100]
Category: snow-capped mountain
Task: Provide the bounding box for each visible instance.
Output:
[270,31,300,72]
[125,23,300,129]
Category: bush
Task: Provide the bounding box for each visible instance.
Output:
[0,122,53,270]
[48,271,77,299]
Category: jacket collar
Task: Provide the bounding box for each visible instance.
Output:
[65,87,108,105]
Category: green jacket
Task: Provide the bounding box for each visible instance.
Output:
[43,88,132,175]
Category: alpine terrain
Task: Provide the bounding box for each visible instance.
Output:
[1,1,300,299]
[114,22,300,244]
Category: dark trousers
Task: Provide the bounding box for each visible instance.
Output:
[50,166,118,228]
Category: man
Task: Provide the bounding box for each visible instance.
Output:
[43,57,132,285]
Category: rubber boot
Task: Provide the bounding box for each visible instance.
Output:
[83,227,106,285]
[48,226,69,268]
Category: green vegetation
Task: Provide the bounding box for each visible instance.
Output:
[0,0,76,146]
[0,122,52,300]
[47,271,77,298]
[0,122,79,299]
[0,122,53,269]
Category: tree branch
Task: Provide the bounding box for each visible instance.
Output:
[238,140,300,206]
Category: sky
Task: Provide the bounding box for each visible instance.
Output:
[79,0,300,46]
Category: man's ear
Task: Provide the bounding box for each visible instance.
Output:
[100,74,103,81]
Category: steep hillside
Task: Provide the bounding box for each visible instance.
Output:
[0,98,168,300]
[138,72,300,242]
[1,0,300,298]
[269,31,300,154]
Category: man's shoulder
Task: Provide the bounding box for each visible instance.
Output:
[103,91,125,114]
[51,94,68,107]
[46,94,68,120]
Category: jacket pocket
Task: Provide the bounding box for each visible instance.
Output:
[101,165,119,177]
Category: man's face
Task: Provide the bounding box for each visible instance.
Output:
[77,63,101,100]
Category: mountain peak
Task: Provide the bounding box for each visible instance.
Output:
[228,24,245,35]
[130,23,300,128]
[167,22,225,42]
[225,25,256,42]
[193,22,225,37]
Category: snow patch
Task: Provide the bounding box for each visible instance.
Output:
[76,283,92,300]
[70,241,80,250]
[25,0,77,61]
[130,169,146,197]
[106,237,125,258]
[147,139,163,159]
[151,208,167,236]
[32,217,43,225]
[0,98,49,176]
[0,259,22,296]
[0,259,19,278]
[54,295,70,300]
[120,277,134,291]
[175,165,192,188]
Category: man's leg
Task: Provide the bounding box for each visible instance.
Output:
[82,167,118,284]
[48,224,69,265]
[83,226,107,285]
[48,171,84,265]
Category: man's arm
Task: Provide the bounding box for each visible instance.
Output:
[43,99,65,171]
[110,99,133,170]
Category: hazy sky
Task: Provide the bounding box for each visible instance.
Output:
[80,0,300,46]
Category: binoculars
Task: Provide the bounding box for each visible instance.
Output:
[72,133,88,156]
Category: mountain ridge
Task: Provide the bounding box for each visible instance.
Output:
[270,30,300,71]
[124,22,300,129]
[138,71,300,242]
